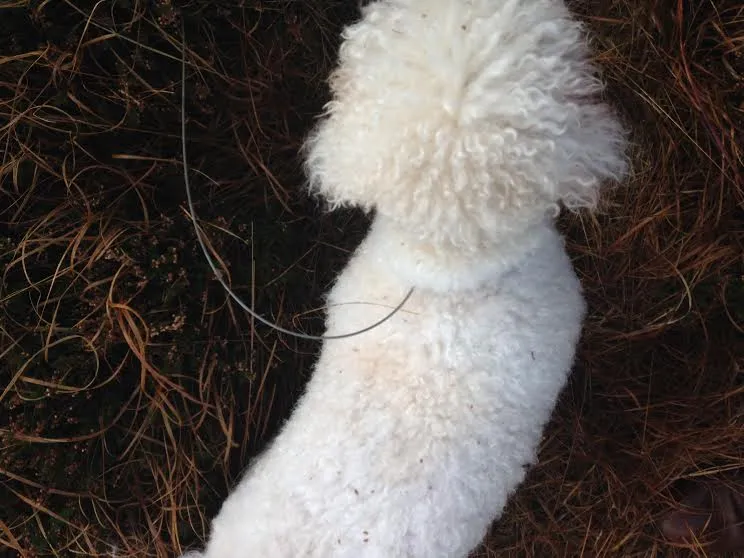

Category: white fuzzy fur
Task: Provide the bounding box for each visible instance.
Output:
[182,0,627,556]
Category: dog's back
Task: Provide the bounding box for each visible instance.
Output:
[200,221,586,558]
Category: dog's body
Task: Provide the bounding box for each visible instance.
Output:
[199,217,585,557]
[184,0,627,556]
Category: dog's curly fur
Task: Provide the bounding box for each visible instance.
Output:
[305,0,627,250]
[182,0,628,556]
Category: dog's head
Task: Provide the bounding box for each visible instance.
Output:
[304,0,628,250]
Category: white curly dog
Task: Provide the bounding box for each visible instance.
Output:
[183,0,627,556]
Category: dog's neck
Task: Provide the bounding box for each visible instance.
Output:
[361,213,558,292]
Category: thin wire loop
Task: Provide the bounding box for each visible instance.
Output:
[180,30,413,341]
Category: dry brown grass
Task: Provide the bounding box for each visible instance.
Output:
[0,0,741,557]
[0,1,358,555]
